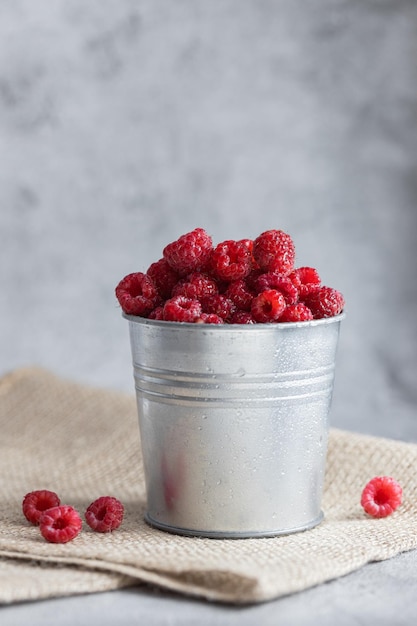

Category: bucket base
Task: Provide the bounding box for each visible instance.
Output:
[144,511,324,539]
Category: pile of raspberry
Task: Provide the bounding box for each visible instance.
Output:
[22,490,124,543]
[115,228,345,324]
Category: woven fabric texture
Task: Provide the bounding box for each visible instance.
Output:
[1,367,417,605]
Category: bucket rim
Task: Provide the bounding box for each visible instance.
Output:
[122,311,345,330]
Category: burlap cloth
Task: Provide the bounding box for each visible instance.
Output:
[1,367,417,605]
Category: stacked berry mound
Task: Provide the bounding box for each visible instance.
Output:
[115,228,345,324]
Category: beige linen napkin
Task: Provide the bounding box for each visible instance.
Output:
[1,367,417,605]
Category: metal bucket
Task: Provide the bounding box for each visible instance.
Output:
[124,313,344,538]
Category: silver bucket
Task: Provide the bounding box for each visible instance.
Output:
[124,313,344,538]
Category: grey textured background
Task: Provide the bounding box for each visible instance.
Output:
[1,0,417,623]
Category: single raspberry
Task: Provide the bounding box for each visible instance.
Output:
[253,230,295,274]
[251,289,286,323]
[279,303,314,322]
[303,286,345,319]
[163,228,213,276]
[254,272,299,305]
[224,279,254,312]
[148,306,165,320]
[238,238,254,254]
[163,295,202,322]
[289,267,321,299]
[85,496,124,532]
[115,272,159,317]
[22,490,61,525]
[209,240,252,282]
[238,239,261,269]
[200,294,237,322]
[230,310,256,324]
[361,476,402,518]
[171,272,218,300]
[195,313,224,324]
[39,505,82,543]
[147,258,180,299]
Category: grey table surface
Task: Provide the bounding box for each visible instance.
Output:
[1,0,417,623]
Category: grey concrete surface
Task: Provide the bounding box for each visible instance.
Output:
[1,0,417,623]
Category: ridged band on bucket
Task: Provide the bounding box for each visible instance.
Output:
[124,314,344,538]
[134,363,336,406]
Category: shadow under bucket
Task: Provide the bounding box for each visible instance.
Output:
[124,313,344,538]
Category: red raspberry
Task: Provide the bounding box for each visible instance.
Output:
[22,490,61,525]
[200,294,237,322]
[279,303,314,322]
[303,286,345,319]
[289,266,321,299]
[171,272,218,300]
[115,272,159,317]
[148,306,164,320]
[251,289,286,323]
[147,258,180,299]
[361,476,402,518]
[163,228,213,276]
[39,505,82,543]
[85,496,124,533]
[238,239,261,269]
[196,313,224,324]
[230,310,256,324]
[238,238,254,254]
[209,239,252,282]
[163,296,202,322]
[224,279,254,312]
[253,230,295,274]
[254,272,298,305]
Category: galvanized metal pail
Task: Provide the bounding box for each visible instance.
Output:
[124,313,344,538]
